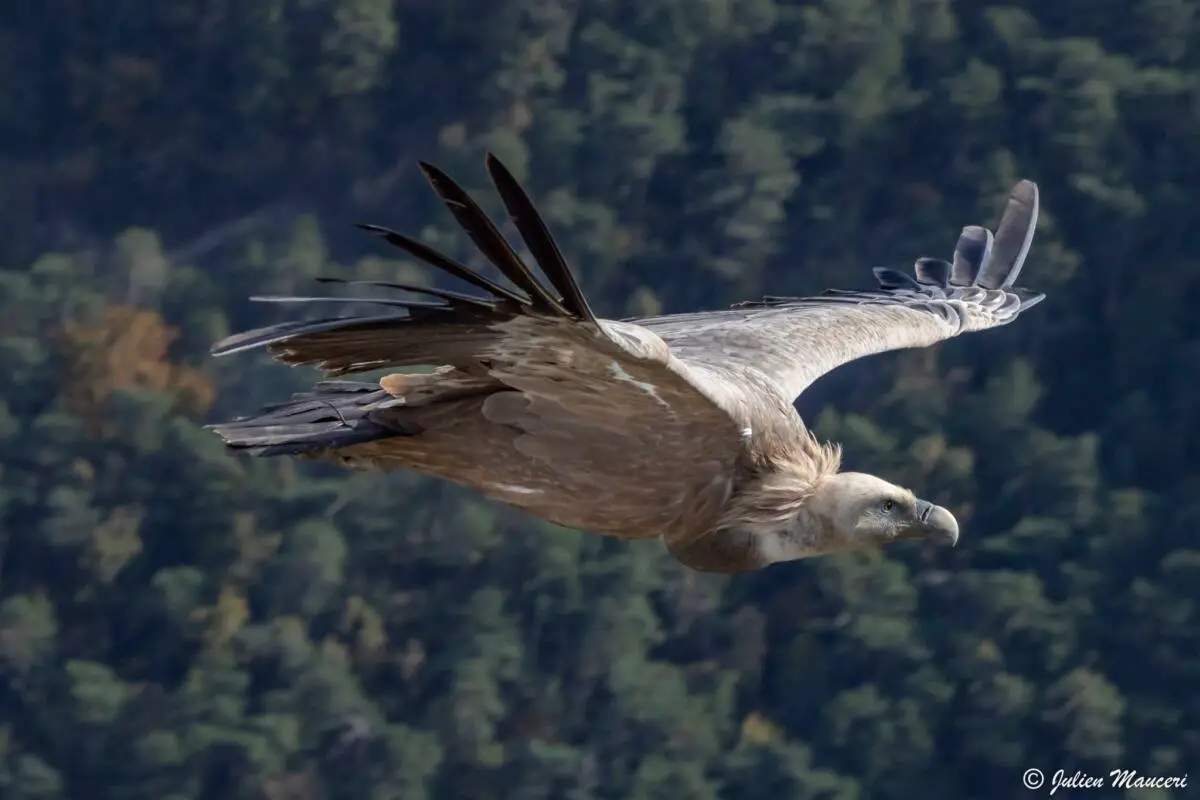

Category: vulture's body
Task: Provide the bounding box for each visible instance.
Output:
[210,156,1044,572]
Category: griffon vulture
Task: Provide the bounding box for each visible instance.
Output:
[209,155,1042,573]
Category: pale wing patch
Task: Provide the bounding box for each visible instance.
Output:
[607,361,669,408]
[493,483,542,495]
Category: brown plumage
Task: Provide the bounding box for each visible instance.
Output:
[209,155,1044,572]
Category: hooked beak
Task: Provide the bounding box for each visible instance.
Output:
[914,500,959,546]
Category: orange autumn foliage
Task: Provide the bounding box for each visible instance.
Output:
[57,306,215,433]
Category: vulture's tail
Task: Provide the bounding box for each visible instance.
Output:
[207,381,416,457]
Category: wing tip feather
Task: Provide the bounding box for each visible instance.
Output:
[481,152,600,325]
[733,177,1045,325]
[977,179,1040,289]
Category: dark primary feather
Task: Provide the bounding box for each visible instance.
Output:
[313,277,499,311]
[952,226,992,286]
[353,223,530,307]
[209,381,417,456]
[417,160,569,316]
[248,295,440,310]
[483,154,599,325]
[913,257,951,287]
[211,314,424,359]
[977,180,1039,289]
[870,267,924,291]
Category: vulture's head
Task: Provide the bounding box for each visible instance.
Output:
[809,472,959,551]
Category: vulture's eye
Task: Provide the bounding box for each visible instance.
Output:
[882,500,896,512]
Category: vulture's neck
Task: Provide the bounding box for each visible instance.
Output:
[748,498,842,565]
[714,462,844,568]
[665,470,840,573]
[673,421,843,572]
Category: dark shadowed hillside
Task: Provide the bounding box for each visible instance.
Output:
[1,0,1198,797]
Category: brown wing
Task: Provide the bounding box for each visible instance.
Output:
[208,155,749,542]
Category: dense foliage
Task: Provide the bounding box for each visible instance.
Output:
[1,0,1198,797]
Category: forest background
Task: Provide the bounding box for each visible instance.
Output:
[1,0,1198,797]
